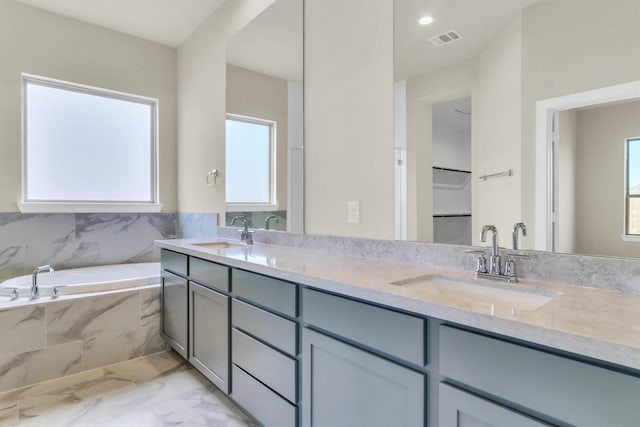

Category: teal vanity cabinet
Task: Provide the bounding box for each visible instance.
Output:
[439,326,640,427]
[301,288,426,427]
[188,257,231,394]
[160,250,189,359]
[230,269,300,427]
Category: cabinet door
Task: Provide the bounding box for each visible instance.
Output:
[189,282,229,394]
[161,271,188,358]
[302,328,424,427]
[439,384,549,427]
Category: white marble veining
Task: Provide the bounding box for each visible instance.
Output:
[0,352,253,427]
[0,342,82,392]
[140,287,161,328]
[0,280,164,394]
[46,292,141,346]
[157,236,640,371]
[81,326,165,371]
[0,306,45,357]
[0,213,176,282]
[177,212,218,239]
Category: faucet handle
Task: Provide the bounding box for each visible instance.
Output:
[464,249,488,273]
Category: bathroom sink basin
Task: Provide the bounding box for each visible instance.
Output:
[390,274,561,313]
[192,241,242,250]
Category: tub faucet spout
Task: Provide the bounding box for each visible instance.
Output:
[31,265,54,300]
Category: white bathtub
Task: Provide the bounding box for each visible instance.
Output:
[0,262,160,301]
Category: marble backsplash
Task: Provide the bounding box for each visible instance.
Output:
[217,227,640,295]
[0,213,176,283]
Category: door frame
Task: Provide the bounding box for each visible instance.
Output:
[534,80,640,251]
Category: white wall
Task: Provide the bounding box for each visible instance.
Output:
[521,0,640,244]
[177,0,276,214]
[574,101,640,257]
[405,58,476,241]
[226,64,289,210]
[558,110,577,253]
[0,1,177,212]
[304,0,395,239]
[288,81,304,233]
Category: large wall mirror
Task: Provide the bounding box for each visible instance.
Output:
[224,0,303,233]
[393,0,640,258]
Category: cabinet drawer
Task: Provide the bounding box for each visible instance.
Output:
[303,288,425,366]
[189,258,229,292]
[161,249,187,276]
[232,364,296,427]
[440,326,640,427]
[232,329,297,403]
[232,269,297,317]
[439,383,549,426]
[232,299,297,356]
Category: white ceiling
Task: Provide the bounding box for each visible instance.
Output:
[16,0,227,47]
[226,0,303,82]
[17,0,544,82]
[395,0,543,80]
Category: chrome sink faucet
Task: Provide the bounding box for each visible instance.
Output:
[31,265,54,300]
[265,215,279,230]
[231,216,254,245]
[512,222,527,250]
[465,225,531,283]
[480,225,500,275]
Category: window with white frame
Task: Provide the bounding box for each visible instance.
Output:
[626,137,640,236]
[225,114,276,206]
[21,74,158,210]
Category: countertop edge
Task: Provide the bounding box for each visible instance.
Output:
[155,239,640,372]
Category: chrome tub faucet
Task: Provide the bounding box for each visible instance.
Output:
[31,265,54,300]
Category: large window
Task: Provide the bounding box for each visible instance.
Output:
[626,138,640,236]
[225,115,276,206]
[21,74,158,211]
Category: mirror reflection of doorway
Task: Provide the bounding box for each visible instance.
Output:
[432,97,472,245]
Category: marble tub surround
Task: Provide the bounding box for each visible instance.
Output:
[0,286,165,393]
[0,351,254,427]
[0,213,176,282]
[217,227,640,295]
[156,238,640,371]
[177,212,218,239]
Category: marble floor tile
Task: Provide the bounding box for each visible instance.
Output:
[0,351,254,427]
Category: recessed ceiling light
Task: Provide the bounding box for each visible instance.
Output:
[419,16,434,26]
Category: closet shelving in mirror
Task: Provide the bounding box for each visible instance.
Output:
[432,166,471,190]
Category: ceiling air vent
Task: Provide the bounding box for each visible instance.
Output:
[429,30,463,47]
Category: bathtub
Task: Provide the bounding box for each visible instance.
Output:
[0,262,165,393]
[0,262,160,301]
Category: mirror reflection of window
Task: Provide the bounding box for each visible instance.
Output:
[225,115,276,205]
[626,138,640,236]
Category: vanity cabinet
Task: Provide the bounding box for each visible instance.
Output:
[189,280,229,394]
[230,269,299,427]
[439,325,640,427]
[302,288,426,427]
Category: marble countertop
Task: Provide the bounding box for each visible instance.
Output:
[155,238,640,371]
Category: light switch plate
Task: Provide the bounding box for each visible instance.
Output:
[348,201,360,224]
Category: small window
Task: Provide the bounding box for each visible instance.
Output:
[225,114,276,206]
[21,74,158,211]
[626,137,640,236]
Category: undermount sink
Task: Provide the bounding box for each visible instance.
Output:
[192,241,242,250]
[390,274,561,313]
